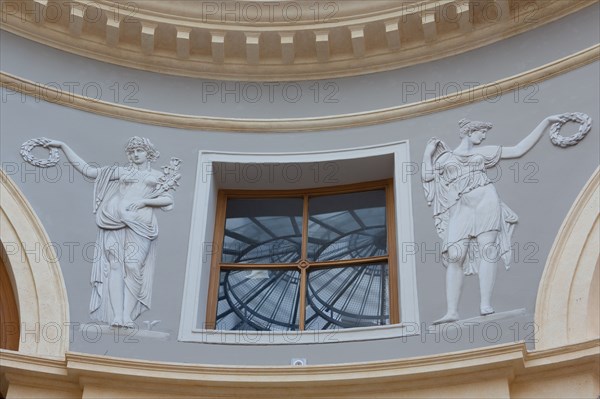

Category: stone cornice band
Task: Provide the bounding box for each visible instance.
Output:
[0,340,598,396]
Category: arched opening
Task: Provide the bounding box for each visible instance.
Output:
[0,242,19,350]
[0,170,69,356]
[586,260,599,338]
[535,167,600,349]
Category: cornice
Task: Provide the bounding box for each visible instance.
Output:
[525,338,600,368]
[0,0,596,81]
[1,340,598,391]
[1,44,598,132]
[63,341,526,381]
[0,351,66,375]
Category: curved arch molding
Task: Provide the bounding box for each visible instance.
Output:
[535,167,600,350]
[0,0,594,81]
[0,170,70,357]
[0,44,598,133]
[0,247,19,350]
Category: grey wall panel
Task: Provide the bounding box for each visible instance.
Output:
[1,58,598,364]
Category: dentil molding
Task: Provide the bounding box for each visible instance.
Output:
[0,0,596,81]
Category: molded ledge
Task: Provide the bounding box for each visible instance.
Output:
[0,340,598,397]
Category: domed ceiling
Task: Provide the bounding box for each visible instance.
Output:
[0,0,594,80]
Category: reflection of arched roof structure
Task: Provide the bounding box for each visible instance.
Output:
[0,169,69,356]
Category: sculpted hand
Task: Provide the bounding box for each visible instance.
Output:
[425,139,439,156]
[127,200,147,211]
[43,139,64,148]
[545,114,565,125]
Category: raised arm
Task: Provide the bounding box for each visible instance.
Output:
[501,115,563,159]
[45,140,100,179]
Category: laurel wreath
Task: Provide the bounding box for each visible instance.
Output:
[549,112,593,148]
[20,138,60,168]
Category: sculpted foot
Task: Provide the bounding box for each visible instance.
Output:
[111,318,124,327]
[432,313,459,325]
[480,306,495,316]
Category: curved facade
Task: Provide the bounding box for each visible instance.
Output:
[0,1,599,398]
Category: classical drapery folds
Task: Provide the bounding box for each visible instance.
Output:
[21,137,182,327]
[422,114,592,325]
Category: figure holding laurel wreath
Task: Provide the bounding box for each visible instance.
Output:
[23,137,181,327]
[423,113,592,325]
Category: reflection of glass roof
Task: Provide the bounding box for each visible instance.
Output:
[216,190,390,331]
[222,190,387,264]
[216,264,390,331]
[217,270,301,331]
[306,264,389,330]
[223,198,303,264]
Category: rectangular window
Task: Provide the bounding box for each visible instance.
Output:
[205,180,399,331]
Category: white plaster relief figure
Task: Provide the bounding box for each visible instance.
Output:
[422,114,592,325]
[22,137,181,327]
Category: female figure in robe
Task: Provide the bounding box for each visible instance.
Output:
[423,116,562,324]
[46,137,174,326]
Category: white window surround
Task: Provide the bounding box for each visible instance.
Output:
[178,141,420,344]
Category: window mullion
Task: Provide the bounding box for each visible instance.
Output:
[219,263,298,269]
[298,269,307,330]
[301,194,309,260]
[309,256,389,269]
[298,194,310,330]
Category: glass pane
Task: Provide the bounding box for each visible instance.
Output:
[304,263,390,330]
[216,269,301,331]
[308,190,387,262]
[222,198,303,264]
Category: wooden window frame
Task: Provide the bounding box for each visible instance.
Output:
[205,179,399,330]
